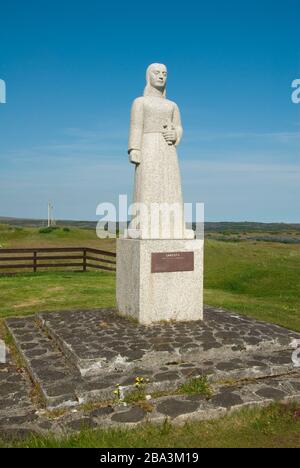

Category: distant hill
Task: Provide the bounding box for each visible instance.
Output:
[200,221,300,233]
[1,216,299,233]
[0,216,97,229]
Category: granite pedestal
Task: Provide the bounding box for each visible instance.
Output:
[116,238,203,324]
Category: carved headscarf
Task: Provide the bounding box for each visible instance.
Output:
[144,63,167,98]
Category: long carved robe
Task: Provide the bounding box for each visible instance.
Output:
[128,95,188,239]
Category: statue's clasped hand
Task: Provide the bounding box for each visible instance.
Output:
[162,127,177,146]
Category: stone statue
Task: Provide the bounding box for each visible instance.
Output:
[117,64,203,323]
[127,63,194,240]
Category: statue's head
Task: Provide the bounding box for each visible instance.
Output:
[144,63,167,97]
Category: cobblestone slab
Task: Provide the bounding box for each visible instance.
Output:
[1,306,300,440]
[71,348,299,407]
[38,306,300,376]
[5,308,300,410]
[0,349,57,439]
[5,316,80,409]
[0,356,33,418]
[55,372,300,431]
[2,371,300,440]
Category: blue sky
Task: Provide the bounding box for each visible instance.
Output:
[0,0,299,222]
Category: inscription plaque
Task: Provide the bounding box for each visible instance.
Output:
[151,251,194,273]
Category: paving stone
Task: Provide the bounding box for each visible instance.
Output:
[37,420,54,430]
[255,387,286,400]
[0,413,38,425]
[181,367,205,377]
[45,382,78,397]
[0,428,38,442]
[89,406,114,419]
[216,361,243,371]
[210,390,244,408]
[269,355,292,365]
[185,394,207,402]
[156,398,199,418]
[0,382,22,394]
[66,417,98,431]
[154,371,180,382]
[111,406,146,423]
[246,360,265,367]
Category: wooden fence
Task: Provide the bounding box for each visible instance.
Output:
[0,247,116,274]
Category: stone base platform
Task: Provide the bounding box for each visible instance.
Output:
[5,306,300,412]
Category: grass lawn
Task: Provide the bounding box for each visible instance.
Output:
[1,403,300,448]
[204,239,300,332]
[0,226,299,331]
[0,271,115,318]
[0,223,116,250]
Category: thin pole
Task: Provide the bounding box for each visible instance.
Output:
[48,202,51,227]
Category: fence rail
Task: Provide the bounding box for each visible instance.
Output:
[0,247,116,274]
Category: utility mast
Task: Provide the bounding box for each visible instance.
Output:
[47,202,56,227]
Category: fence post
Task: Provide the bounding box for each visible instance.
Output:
[83,249,87,272]
[33,251,37,273]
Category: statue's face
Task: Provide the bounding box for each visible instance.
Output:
[149,65,167,89]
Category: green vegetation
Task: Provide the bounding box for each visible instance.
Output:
[151,376,213,400]
[177,376,212,398]
[0,223,115,250]
[38,226,70,234]
[123,388,147,405]
[39,226,60,234]
[204,239,300,331]
[0,271,115,318]
[1,403,300,448]
[0,225,299,331]
[0,223,300,447]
